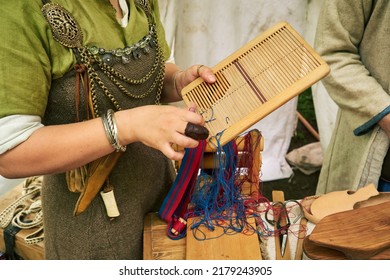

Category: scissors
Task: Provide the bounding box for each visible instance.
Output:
[265,200,299,257]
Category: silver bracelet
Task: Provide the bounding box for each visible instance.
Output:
[102,109,127,152]
[173,70,184,99]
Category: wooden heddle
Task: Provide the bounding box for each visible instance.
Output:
[182,21,330,149]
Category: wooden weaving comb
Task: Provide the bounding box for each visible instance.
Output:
[181,21,330,149]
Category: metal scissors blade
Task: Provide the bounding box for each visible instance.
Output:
[280,232,288,257]
[277,209,289,257]
[265,201,292,257]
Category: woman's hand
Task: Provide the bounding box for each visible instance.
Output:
[163,63,216,103]
[116,104,207,161]
[175,64,216,97]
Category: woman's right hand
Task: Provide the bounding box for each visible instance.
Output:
[116,104,207,161]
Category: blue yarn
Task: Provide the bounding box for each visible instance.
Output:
[189,132,252,240]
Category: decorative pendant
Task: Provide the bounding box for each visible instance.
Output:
[41,2,83,48]
[102,53,114,65]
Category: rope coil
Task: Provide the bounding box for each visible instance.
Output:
[0,176,44,245]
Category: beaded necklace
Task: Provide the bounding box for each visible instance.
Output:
[41,0,165,117]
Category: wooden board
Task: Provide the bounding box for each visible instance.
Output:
[309,200,390,259]
[143,212,185,260]
[303,235,390,260]
[303,236,347,260]
[0,184,44,260]
[310,183,378,222]
[186,216,262,260]
[354,192,390,209]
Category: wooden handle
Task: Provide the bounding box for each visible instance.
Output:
[294,217,307,260]
[310,183,379,222]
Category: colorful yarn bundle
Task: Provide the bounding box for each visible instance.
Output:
[189,137,243,239]
[159,129,300,241]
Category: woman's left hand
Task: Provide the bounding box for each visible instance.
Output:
[175,64,216,95]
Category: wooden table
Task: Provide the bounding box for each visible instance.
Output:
[1,182,309,261]
[143,212,186,260]
[143,201,313,260]
[144,212,263,260]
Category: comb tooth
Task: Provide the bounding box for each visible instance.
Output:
[210,75,224,102]
[279,29,311,78]
[243,50,273,105]
[263,38,293,94]
[187,88,202,111]
[215,71,229,94]
[265,34,294,87]
[199,87,224,134]
[216,70,246,125]
[284,29,317,72]
[256,43,281,96]
[283,27,321,68]
[272,32,305,86]
[299,46,318,71]
[237,60,268,105]
[246,54,275,101]
[270,30,302,81]
[241,49,265,102]
[200,83,215,105]
[223,84,238,125]
[268,32,297,87]
[208,83,228,126]
[196,85,211,111]
[190,87,216,135]
[235,61,260,113]
[249,45,279,100]
[224,65,251,121]
[221,66,240,123]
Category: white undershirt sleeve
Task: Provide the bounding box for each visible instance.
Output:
[0,115,44,154]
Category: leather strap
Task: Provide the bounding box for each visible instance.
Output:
[74,64,90,121]
[3,223,21,260]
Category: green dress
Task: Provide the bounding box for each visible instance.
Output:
[1,0,174,259]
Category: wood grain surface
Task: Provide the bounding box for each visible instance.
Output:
[308,200,390,259]
[186,216,262,260]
